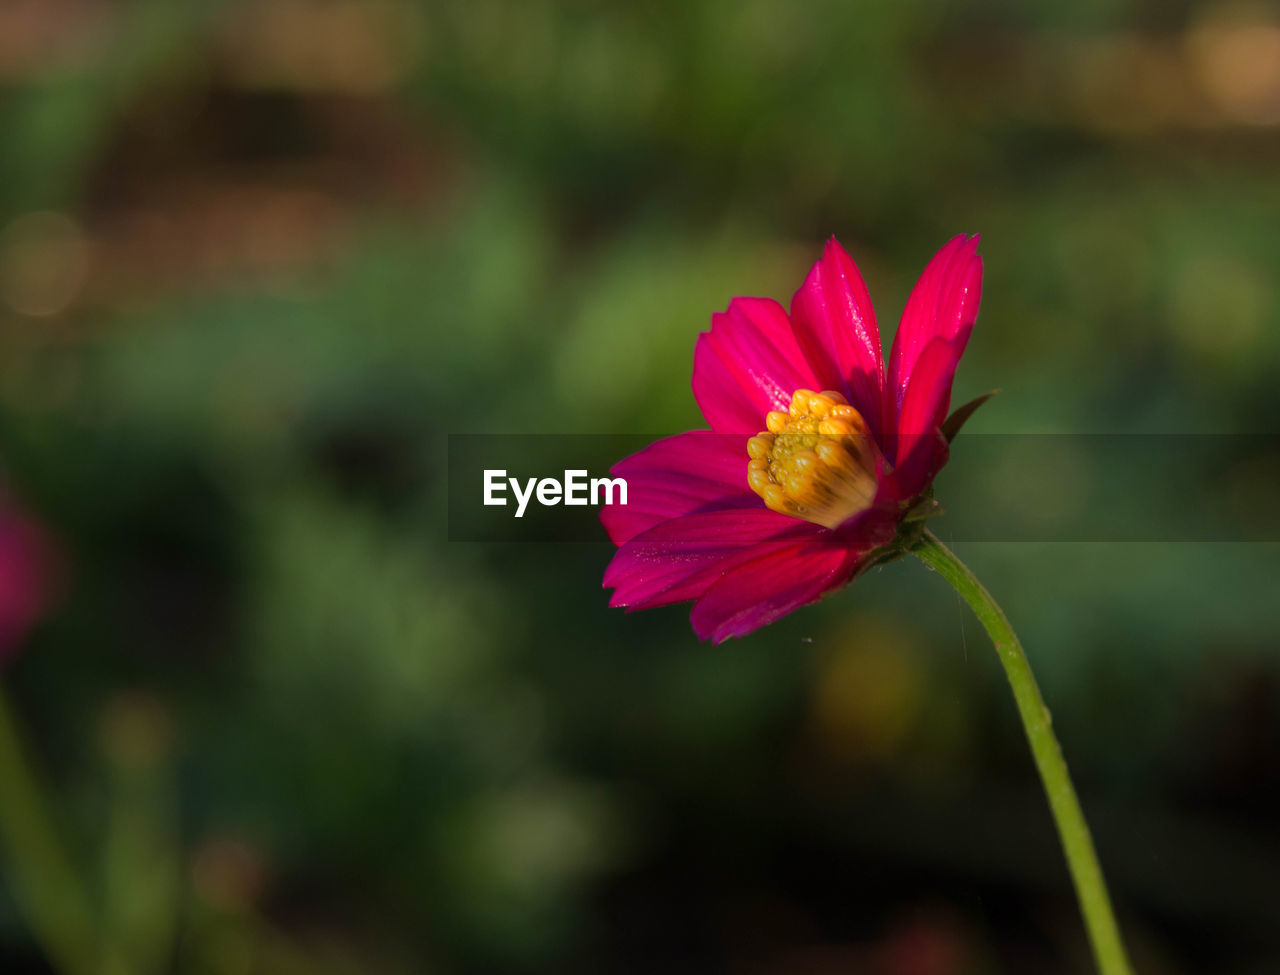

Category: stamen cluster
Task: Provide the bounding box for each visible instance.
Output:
[746,389,880,529]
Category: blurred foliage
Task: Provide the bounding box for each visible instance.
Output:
[0,0,1278,972]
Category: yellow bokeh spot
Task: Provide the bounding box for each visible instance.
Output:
[811,620,923,765]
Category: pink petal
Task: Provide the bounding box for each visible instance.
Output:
[599,431,760,546]
[692,297,822,434]
[0,501,58,659]
[690,542,868,643]
[891,337,963,498]
[887,235,983,426]
[604,508,821,609]
[789,238,886,438]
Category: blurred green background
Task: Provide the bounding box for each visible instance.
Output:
[0,0,1278,972]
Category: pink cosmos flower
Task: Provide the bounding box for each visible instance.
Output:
[600,235,984,643]
[0,494,58,659]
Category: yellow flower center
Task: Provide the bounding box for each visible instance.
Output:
[746,389,880,529]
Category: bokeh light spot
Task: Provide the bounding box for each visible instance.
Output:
[0,211,89,317]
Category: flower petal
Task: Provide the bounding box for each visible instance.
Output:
[690,542,867,643]
[789,238,885,437]
[0,502,57,658]
[887,234,983,426]
[693,297,822,434]
[599,431,760,546]
[603,508,821,609]
[891,336,964,498]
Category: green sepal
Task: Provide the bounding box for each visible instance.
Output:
[941,389,1000,443]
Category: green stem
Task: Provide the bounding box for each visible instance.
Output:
[911,530,1133,975]
[0,684,96,975]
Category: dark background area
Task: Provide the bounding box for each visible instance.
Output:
[0,1,1278,972]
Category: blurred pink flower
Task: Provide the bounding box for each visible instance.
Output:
[602,236,984,642]
[0,494,58,658]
